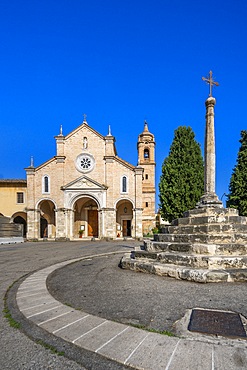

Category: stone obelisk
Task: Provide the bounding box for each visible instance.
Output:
[199,71,222,207]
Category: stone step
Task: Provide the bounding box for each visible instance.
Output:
[170,214,247,227]
[0,224,22,231]
[183,207,240,218]
[0,216,11,224]
[120,253,247,283]
[144,240,247,255]
[134,250,247,269]
[154,232,247,244]
[161,223,247,235]
[0,231,23,237]
[144,240,192,253]
[0,222,23,237]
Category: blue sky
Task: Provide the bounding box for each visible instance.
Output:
[1,0,247,209]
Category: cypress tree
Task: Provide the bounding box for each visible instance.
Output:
[159,126,204,223]
[227,130,247,216]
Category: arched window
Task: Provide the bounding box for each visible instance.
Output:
[144,149,149,159]
[43,175,50,193]
[122,176,127,193]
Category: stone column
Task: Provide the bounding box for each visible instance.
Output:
[199,97,222,208]
[204,97,216,194]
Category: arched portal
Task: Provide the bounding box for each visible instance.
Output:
[12,212,27,237]
[73,197,98,238]
[116,199,133,237]
[38,200,56,238]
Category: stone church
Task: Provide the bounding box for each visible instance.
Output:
[24,117,156,240]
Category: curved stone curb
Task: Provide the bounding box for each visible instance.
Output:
[15,252,247,370]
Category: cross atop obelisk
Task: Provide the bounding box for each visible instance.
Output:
[202,70,219,97]
[198,71,222,208]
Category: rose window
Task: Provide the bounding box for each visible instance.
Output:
[80,157,91,169]
[75,153,95,173]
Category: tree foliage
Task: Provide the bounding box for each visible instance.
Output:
[159,126,204,222]
[226,130,247,216]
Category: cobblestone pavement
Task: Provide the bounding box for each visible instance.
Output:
[1,240,138,369]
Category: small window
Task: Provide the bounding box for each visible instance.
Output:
[122,176,127,193]
[44,176,49,192]
[17,192,24,204]
[43,175,50,193]
[145,174,148,180]
[144,149,149,159]
[146,202,148,207]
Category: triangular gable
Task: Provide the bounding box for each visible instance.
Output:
[65,122,105,141]
[61,175,108,190]
[35,157,56,171]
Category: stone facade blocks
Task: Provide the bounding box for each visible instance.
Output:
[24,119,155,240]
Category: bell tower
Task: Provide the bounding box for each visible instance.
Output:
[137,121,156,234]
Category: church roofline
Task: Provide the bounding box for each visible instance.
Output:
[32,157,57,171]
[65,122,105,141]
[104,155,135,170]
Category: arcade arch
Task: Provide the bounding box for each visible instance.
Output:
[116,199,133,237]
[73,196,99,238]
[38,199,56,238]
[12,211,27,237]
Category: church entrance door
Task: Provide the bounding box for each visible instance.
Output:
[123,220,131,237]
[88,210,98,237]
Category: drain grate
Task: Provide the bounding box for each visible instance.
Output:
[188,309,247,338]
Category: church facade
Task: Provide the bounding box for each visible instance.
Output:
[25,118,156,240]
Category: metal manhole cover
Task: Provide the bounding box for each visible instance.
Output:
[188,309,247,338]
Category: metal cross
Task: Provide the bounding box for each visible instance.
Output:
[202,70,219,97]
[83,113,87,122]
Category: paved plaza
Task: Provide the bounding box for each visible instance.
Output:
[1,240,247,369]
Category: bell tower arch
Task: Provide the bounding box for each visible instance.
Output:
[137,121,156,234]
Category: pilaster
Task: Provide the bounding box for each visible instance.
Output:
[133,208,143,238]
[54,132,65,157]
[101,208,116,238]
[26,208,40,240]
[104,133,116,157]
[55,208,70,240]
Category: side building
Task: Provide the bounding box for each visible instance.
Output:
[0,179,27,237]
[24,118,156,240]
